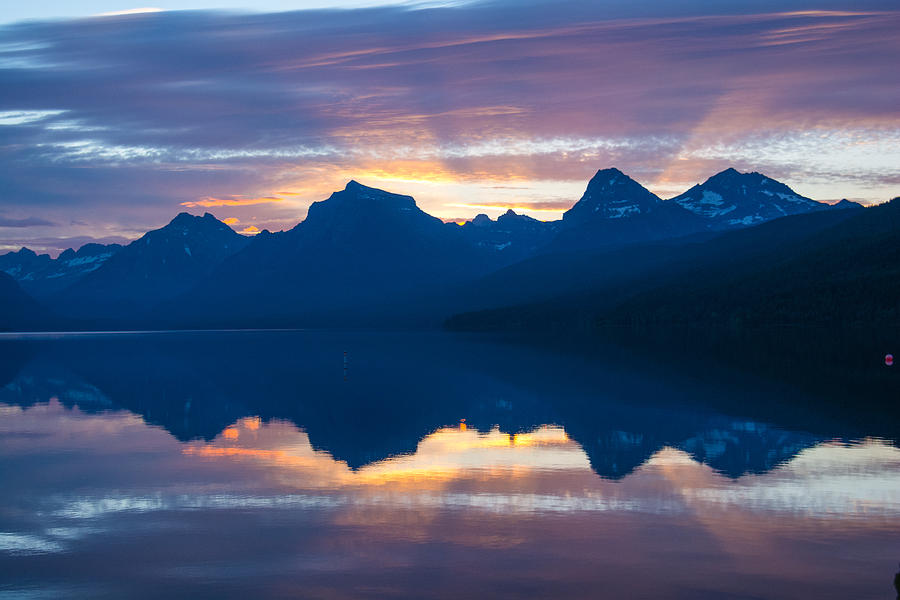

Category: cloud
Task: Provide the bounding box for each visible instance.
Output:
[180,196,284,208]
[221,217,240,225]
[447,199,575,212]
[239,225,261,235]
[0,0,897,245]
[0,216,57,227]
[96,8,164,18]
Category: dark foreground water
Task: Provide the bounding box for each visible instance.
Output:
[0,329,898,599]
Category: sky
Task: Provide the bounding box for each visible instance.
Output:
[0,0,898,255]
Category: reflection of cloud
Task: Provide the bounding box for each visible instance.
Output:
[173,418,900,519]
[3,398,900,583]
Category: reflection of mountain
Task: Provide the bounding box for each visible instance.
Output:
[1,330,895,479]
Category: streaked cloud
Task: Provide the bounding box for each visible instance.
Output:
[447,200,575,213]
[0,110,65,126]
[96,8,165,17]
[180,196,284,208]
[0,1,897,246]
[0,216,56,228]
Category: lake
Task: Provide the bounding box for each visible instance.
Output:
[0,329,898,599]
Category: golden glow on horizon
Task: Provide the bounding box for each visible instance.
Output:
[181,196,284,208]
[447,203,565,214]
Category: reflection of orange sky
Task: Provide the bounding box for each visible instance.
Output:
[4,399,900,597]
[6,401,897,528]
[183,424,581,489]
[176,416,900,525]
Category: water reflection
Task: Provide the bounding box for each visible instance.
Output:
[0,330,898,599]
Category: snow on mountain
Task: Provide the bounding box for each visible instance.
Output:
[0,243,123,298]
[670,168,835,229]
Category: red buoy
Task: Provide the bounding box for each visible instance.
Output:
[886,354,894,366]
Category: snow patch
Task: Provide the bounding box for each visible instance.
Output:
[728,215,765,226]
[700,191,724,206]
[776,192,808,204]
[606,205,640,218]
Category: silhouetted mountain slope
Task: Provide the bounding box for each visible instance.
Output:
[449,202,853,329]
[164,181,501,327]
[445,203,880,330]
[0,167,876,331]
[456,209,558,264]
[549,168,705,250]
[0,243,123,299]
[54,213,249,318]
[670,168,841,229]
[0,272,48,331]
[0,248,52,280]
[607,197,900,326]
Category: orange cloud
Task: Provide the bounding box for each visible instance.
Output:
[448,201,572,213]
[240,225,260,235]
[181,196,283,208]
[221,217,240,225]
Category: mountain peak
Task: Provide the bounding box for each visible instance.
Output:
[497,209,541,225]
[316,181,418,209]
[830,199,864,210]
[296,182,439,242]
[672,169,823,228]
[564,168,661,223]
[593,167,626,178]
[164,211,231,232]
[170,211,195,222]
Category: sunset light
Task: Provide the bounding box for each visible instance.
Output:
[1,2,898,598]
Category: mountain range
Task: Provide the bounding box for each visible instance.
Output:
[1,167,889,332]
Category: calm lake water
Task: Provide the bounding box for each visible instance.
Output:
[0,330,898,599]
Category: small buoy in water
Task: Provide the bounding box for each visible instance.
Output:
[886,354,894,366]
